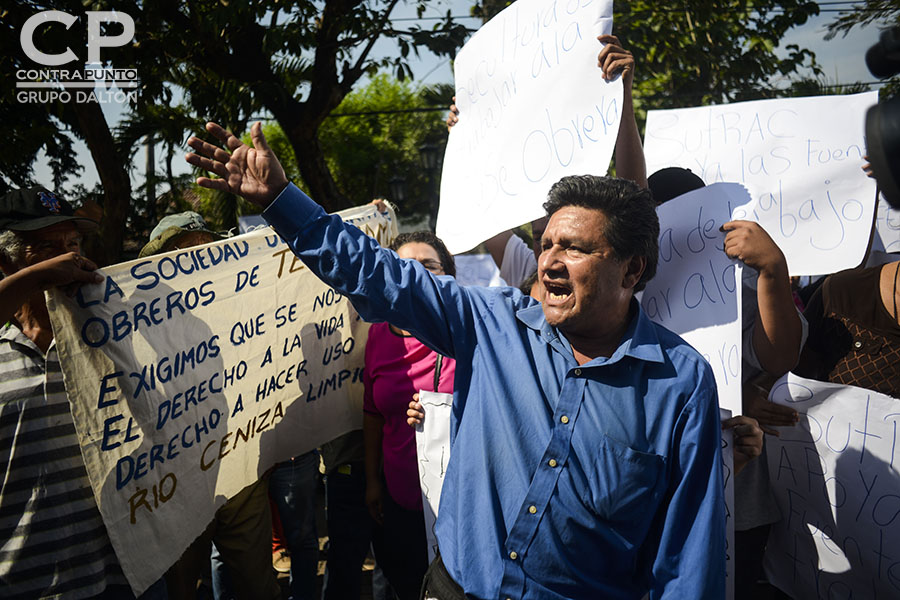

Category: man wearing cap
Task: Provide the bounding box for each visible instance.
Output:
[0,187,154,598]
[138,211,224,258]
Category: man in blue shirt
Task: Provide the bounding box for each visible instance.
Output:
[186,122,725,600]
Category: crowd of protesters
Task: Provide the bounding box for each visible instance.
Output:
[1,34,895,600]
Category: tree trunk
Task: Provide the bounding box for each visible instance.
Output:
[72,101,132,266]
[286,125,352,212]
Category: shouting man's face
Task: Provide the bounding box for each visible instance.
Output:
[539,206,641,343]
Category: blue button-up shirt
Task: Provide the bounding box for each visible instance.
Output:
[265,184,725,600]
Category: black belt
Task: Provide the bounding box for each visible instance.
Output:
[421,551,467,600]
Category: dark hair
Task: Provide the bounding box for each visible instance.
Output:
[647,167,706,205]
[543,175,659,292]
[389,231,456,277]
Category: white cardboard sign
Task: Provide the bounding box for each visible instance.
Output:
[644,93,879,276]
[764,373,900,599]
[437,0,620,254]
[640,183,752,414]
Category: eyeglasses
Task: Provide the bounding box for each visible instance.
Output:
[419,259,445,275]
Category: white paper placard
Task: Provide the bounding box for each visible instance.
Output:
[764,373,900,599]
[640,183,752,414]
[644,93,879,276]
[437,0,620,254]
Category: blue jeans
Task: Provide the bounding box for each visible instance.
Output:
[270,451,320,600]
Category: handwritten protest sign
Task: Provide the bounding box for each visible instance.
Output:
[644,92,879,276]
[453,254,505,287]
[437,0,620,254]
[764,374,900,599]
[415,390,453,563]
[47,205,398,594]
[640,183,753,414]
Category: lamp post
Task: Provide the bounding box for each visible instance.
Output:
[388,175,407,206]
[419,142,440,231]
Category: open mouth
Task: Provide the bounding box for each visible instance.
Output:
[543,280,572,304]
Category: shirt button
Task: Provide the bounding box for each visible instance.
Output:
[854,340,862,349]
[529,505,537,514]
[560,415,569,424]
[548,458,558,468]
[574,368,582,376]
[509,551,518,560]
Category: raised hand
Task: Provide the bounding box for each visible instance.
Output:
[721,220,787,278]
[597,34,634,89]
[185,122,289,208]
[446,97,459,131]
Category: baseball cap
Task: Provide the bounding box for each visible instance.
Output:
[139,211,224,258]
[0,186,99,232]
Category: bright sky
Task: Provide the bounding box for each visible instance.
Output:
[31,1,880,192]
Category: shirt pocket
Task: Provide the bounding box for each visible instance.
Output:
[585,434,666,524]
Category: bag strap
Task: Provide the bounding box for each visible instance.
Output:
[433,354,444,393]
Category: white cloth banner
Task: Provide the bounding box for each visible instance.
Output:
[764,373,900,599]
[644,92,879,276]
[46,205,398,594]
[640,183,751,414]
[437,0,620,254]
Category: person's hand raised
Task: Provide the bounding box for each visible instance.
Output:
[721,220,787,279]
[597,34,634,90]
[186,122,289,208]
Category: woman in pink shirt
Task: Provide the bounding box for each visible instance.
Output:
[363,231,456,600]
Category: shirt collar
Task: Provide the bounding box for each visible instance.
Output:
[0,322,21,343]
[516,299,666,365]
[0,322,53,356]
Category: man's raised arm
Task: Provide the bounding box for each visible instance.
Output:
[185,121,472,359]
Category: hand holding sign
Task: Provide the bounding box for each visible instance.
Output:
[721,415,763,475]
[407,394,424,427]
[30,251,102,291]
[186,122,288,208]
[721,220,787,278]
[596,34,634,88]
[0,252,102,324]
[742,377,798,436]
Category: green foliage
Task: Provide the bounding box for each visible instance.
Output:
[198,74,447,225]
[319,73,446,219]
[826,0,900,39]
[825,1,900,98]
[616,1,822,112]
[129,0,469,211]
[471,1,514,22]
